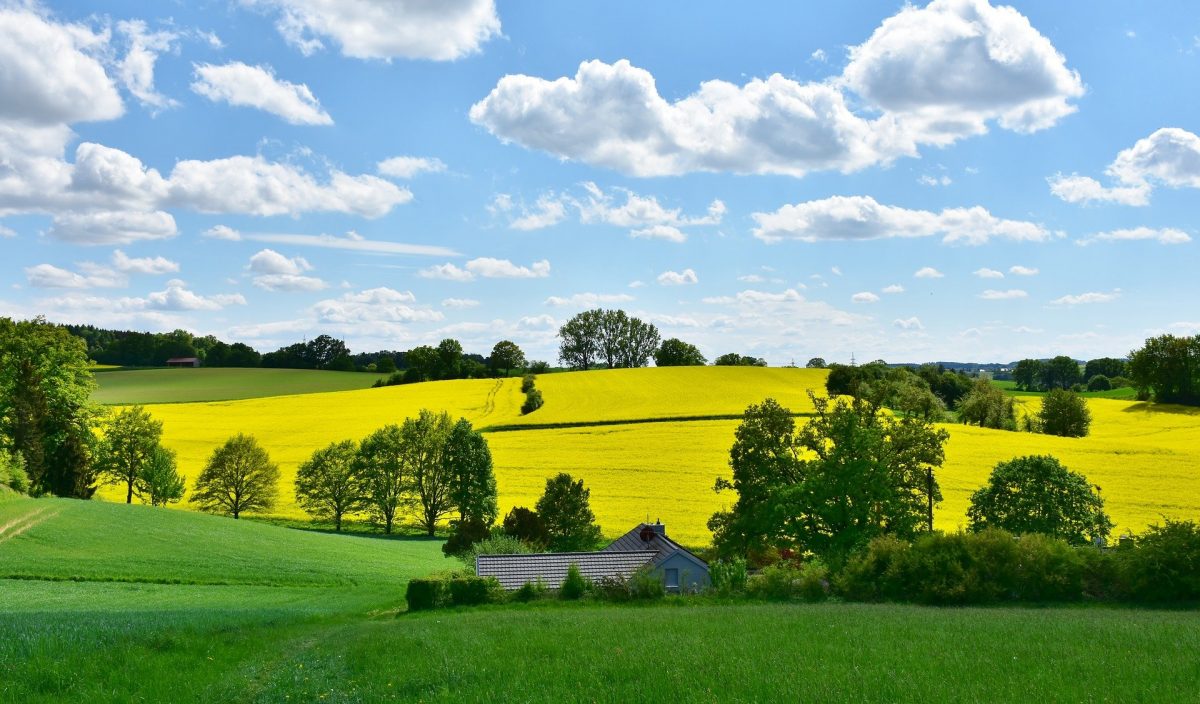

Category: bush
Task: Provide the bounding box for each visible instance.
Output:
[1038,389,1091,437]
[1122,519,1200,602]
[521,389,544,415]
[460,534,533,571]
[527,360,551,374]
[629,567,666,600]
[710,558,748,596]
[1,449,29,494]
[520,374,536,393]
[797,560,830,602]
[1078,547,1125,601]
[836,535,910,602]
[1087,374,1112,391]
[593,575,633,602]
[406,578,450,612]
[1013,533,1085,602]
[448,576,502,606]
[560,563,588,600]
[747,563,804,600]
[1109,376,1132,389]
[899,532,977,605]
[514,578,550,602]
[443,518,492,558]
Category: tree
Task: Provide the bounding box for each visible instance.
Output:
[958,380,1017,431]
[356,425,407,533]
[136,447,185,507]
[436,339,463,380]
[444,419,497,527]
[0,317,100,497]
[1087,375,1112,392]
[0,448,29,494]
[1085,357,1126,381]
[617,315,660,368]
[307,335,350,369]
[376,355,397,374]
[558,310,602,370]
[191,434,279,519]
[1041,356,1082,390]
[713,353,768,367]
[654,338,707,367]
[502,506,547,547]
[403,410,455,536]
[535,473,602,552]
[96,405,163,504]
[806,357,827,369]
[490,340,526,377]
[405,345,439,382]
[967,455,1112,545]
[1038,389,1091,437]
[295,439,362,531]
[711,394,947,566]
[1011,359,1044,391]
[1128,334,1200,405]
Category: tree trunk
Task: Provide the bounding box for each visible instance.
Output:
[126,480,133,504]
[335,513,342,532]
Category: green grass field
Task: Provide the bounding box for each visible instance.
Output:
[992,378,1139,400]
[91,367,389,404]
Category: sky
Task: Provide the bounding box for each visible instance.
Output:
[1,0,1198,365]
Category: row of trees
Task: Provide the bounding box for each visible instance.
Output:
[1129,334,1200,405]
[1011,356,1129,392]
[558,309,662,370]
[710,394,1113,569]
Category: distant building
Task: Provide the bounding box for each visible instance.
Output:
[165,357,201,368]
[476,521,709,593]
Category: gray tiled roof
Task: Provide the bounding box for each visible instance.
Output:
[476,551,658,590]
[603,523,681,557]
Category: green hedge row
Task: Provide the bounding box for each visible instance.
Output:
[405,574,503,611]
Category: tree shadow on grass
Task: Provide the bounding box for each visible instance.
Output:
[1120,402,1200,416]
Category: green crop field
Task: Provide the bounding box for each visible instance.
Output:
[992,378,1139,400]
[91,367,390,404]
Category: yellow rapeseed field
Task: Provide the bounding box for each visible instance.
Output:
[101,368,1200,547]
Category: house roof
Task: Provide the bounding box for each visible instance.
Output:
[165,357,199,363]
[476,550,658,590]
[603,523,708,569]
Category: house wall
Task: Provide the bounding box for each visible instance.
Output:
[653,552,709,592]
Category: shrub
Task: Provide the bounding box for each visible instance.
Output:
[406,578,450,612]
[1087,375,1112,392]
[1108,376,1132,389]
[836,535,909,602]
[1122,519,1200,602]
[961,528,1021,602]
[521,389,544,415]
[1013,533,1085,602]
[1,449,29,494]
[967,455,1112,545]
[628,568,666,600]
[443,518,492,559]
[710,558,748,596]
[560,563,588,600]
[1078,547,1125,601]
[747,563,804,600]
[900,532,976,605]
[1038,389,1091,437]
[449,576,501,606]
[514,578,550,603]
[460,534,533,571]
[520,374,536,393]
[593,576,633,602]
[797,560,830,602]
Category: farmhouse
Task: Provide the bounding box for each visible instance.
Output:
[477,522,709,593]
[165,357,201,368]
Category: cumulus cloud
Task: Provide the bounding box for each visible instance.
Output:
[0,224,14,238]
[1051,290,1121,305]
[247,248,327,291]
[112,250,179,274]
[146,280,246,311]
[751,195,1049,245]
[117,20,180,112]
[545,292,635,307]
[247,0,501,60]
[441,297,479,309]
[471,1,1081,177]
[244,231,455,256]
[377,156,447,179]
[420,263,474,282]
[974,268,1003,278]
[421,258,551,281]
[1076,226,1191,246]
[631,225,687,243]
[914,267,944,279]
[25,263,123,289]
[204,225,242,241]
[882,284,905,294]
[47,210,178,245]
[192,62,333,125]
[1009,265,1039,276]
[657,268,699,286]
[852,291,880,303]
[311,287,442,324]
[894,317,923,330]
[1051,128,1200,205]
[979,289,1027,300]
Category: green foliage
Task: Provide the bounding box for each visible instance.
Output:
[191,434,280,519]
[805,357,827,369]
[536,473,602,552]
[444,418,497,528]
[798,560,830,602]
[1012,359,1045,391]
[96,405,164,504]
[460,533,533,570]
[355,424,406,533]
[711,394,947,567]
[1085,357,1126,381]
[520,374,536,393]
[709,558,748,596]
[713,353,768,367]
[628,567,666,600]
[294,439,361,531]
[747,563,804,600]
[136,447,185,507]
[1128,334,1200,405]
[443,518,491,558]
[406,578,450,612]
[436,338,464,380]
[502,506,547,547]
[1014,533,1085,602]
[654,338,707,367]
[559,562,588,600]
[521,388,544,414]
[404,345,439,382]
[958,379,1017,430]
[262,334,350,371]
[0,448,29,493]
[490,340,526,376]
[1121,519,1200,602]
[1087,374,1112,391]
[835,535,911,602]
[448,576,502,606]
[402,410,455,536]
[967,455,1112,545]
[1041,356,1083,390]
[0,317,99,497]
[1038,389,1091,437]
[559,309,661,370]
[527,360,551,374]
[513,578,550,602]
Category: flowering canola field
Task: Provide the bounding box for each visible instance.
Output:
[102,368,1200,546]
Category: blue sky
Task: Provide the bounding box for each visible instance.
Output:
[1,0,1198,364]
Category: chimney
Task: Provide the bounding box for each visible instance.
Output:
[648,520,665,536]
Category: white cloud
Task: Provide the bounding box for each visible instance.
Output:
[204,225,242,241]
[419,263,473,281]
[1076,226,1191,246]
[1051,290,1121,306]
[893,317,923,330]
[914,267,944,279]
[810,48,827,63]
[1009,265,1039,276]
[253,274,328,292]
[112,250,179,275]
[508,194,568,231]
[738,274,765,283]
[245,231,455,256]
[47,210,178,245]
[471,1,1081,177]
[918,174,952,187]
[979,289,1028,300]
[117,20,180,112]
[249,248,313,275]
[631,225,687,243]
[311,287,442,324]
[657,268,699,286]
[377,156,447,179]
[192,62,333,125]
[466,257,550,279]
[851,291,880,303]
[882,284,904,294]
[146,280,246,311]
[248,0,501,60]
[25,263,123,289]
[1047,174,1149,206]
[974,268,1004,279]
[752,195,1050,245]
[545,293,635,307]
[0,224,14,238]
[441,297,479,309]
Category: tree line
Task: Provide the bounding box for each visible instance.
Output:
[1011,355,1130,393]
[557,308,770,370]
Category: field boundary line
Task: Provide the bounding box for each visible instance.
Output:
[479,412,817,433]
[0,509,59,545]
[0,506,49,540]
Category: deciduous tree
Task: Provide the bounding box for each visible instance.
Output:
[356,424,407,533]
[192,434,279,519]
[967,455,1112,545]
[490,340,526,377]
[97,405,163,504]
[403,410,455,536]
[654,338,706,367]
[295,439,362,531]
[1038,389,1091,437]
[136,447,185,507]
[536,473,602,552]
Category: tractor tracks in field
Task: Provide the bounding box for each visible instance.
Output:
[479,378,503,419]
[0,505,60,545]
[478,411,817,434]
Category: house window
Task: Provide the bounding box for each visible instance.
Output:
[664,568,679,589]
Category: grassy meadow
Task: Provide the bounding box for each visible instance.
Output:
[92,367,389,404]
[93,367,1200,545]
